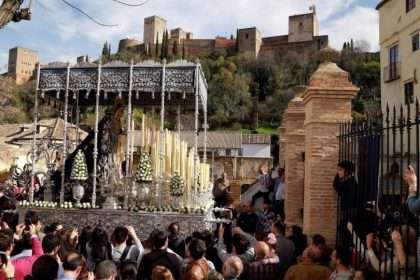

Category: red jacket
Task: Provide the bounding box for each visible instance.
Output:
[0,236,44,280]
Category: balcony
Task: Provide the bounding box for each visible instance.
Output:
[383,62,401,83]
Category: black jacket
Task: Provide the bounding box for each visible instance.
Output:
[137,249,181,280]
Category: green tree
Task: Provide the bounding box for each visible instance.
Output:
[155,32,159,57]
[173,40,179,56]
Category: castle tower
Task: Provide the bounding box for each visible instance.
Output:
[237,27,262,57]
[143,15,167,45]
[8,46,38,85]
[288,12,319,43]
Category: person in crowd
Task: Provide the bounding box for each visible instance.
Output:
[110,226,143,265]
[286,225,306,259]
[333,161,364,247]
[24,211,45,242]
[86,226,111,272]
[117,260,137,280]
[405,165,420,270]
[60,252,84,280]
[182,239,209,280]
[183,236,215,272]
[42,233,64,278]
[284,245,331,280]
[31,255,59,280]
[217,226,256,264]
[44,222,63,235]
[205,270,223,280]
[95,260,116,280]
[199,230,221,272]
[311,234,332,267]
[11,232,32,260]
[77,255,89,280]
[251,167,270,205]
[167,223,185,259]
[59,227,79,261]
[256,199,274,235]
[151,265,174,280]
[221,256,242,280]
[137,230,181,280]
[236,201,258,235]
[329,245,355,280]
[77,226,93,260]
[381,162,408,206]
[270,221,295,275]
[366,225,418,279]
[273,168,285,216]
[212,172,230,208]
[261,233,279,265]
[240,241,280,280]
[0,223,43,280]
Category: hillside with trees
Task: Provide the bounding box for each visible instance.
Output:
[4,39,380,135]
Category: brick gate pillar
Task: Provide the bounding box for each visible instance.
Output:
[302,48,358,245]
[283,96,305,226]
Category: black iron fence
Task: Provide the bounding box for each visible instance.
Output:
[337,101,420,279]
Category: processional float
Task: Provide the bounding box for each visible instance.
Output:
[29,59,211,211]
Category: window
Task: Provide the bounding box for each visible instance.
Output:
[407,0,416,12]
[389,44,399,79]
[245,33,249,39]
[405,82,414,104]
[226,149,231,156]
[413,33,419,52]
[299,22,303,26]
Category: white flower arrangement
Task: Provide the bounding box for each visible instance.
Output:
[70,150,88,182]
[169,171,185,197]
[20,200,99,209]
[136,152,153,182]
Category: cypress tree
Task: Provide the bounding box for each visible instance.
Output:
[173,40,179,56]
[155,32,159,57]
[164,29,169,58]
[147,42,152,56]
[182,43,186,59]
[160,31,165,60]
[350,38,354,51]
[235,28,239,52]
[108,43,111,60]
[102,41,108,57]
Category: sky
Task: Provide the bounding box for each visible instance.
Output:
[0,0,380,73]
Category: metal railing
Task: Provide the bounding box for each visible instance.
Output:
[383,62,401,83]
[337,100,419,279]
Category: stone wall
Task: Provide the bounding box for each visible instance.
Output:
[210,156,272,182]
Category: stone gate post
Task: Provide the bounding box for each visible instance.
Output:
[302,48,358,244]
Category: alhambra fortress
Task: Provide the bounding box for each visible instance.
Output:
[117,11,328,61]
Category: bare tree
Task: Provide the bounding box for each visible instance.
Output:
[354,39,371,53]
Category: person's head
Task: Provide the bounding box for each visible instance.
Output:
[262,199,271,210]
[292,225,303,237]
[263,233,278,251]
[337,161,354,178]
[258,166,265,174]
[112,226,128,246]
[188,239,206,261]
[25,210,42,232]
[151,265,174,280]
[271,221,286,236]
[96,260,117,280]
[153,230,168,249]
[42,233,61,255]
[241,201,253,213]
[232,234,250,255]
[44,222,63,234]
[312,234,326,246]
[221,172,227,179]
[303,245,322,262]
[167,223,180,237]
[389,162,399,176]
[63,252,83,277]
[254,241,269,258]
[114,104,124,119]
[0,229,14,255]
[118,260,137,280]
[222,256,243,278]
[32,255,59,280]
[206,270,223,280]
[144,229,160,249]
[331,246,351,269]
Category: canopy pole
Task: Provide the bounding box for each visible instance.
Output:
[60,62,70,206]
[92,61,102,208]
[124,60,134,209]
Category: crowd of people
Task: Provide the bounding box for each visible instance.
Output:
[0,162,417,280]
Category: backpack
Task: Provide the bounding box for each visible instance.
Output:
[114,244,133,267]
